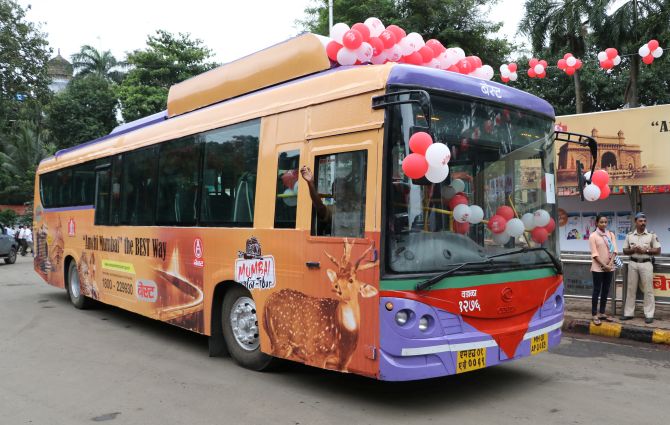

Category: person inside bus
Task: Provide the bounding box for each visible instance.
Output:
[300,165,332,236]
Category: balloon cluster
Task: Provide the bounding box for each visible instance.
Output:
[598,48,621,70]
[556,53,582,76]
[499,63,518,83]
[485,206,554,245]
[401,132,451,183]
[583,169,611,202]
[639,39,664,65]
[521,210,555,244]
[326,17,495,80]
[280,170,299,206]
[527,58,548,78]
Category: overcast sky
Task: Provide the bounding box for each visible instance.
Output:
[19,0,525,65]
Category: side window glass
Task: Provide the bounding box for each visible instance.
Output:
[311,150,367,238]
[72,162,96,205]
[274,150,300,228]
[110,155,122,225]
[54,168,72,206]
[40,173,54,207]
[156,137,201,226]
[121,146,158,225]
[200,119,260,227]
[94,166,111,225]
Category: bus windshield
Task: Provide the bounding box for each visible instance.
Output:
[386,92,558,274]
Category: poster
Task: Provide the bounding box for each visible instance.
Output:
[565,212,582,241]
[581,212,596,241]
[616,211,632,241]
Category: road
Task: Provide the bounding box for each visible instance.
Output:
[1,256,669,425]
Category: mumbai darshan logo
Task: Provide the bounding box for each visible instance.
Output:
[136,279,158,302]
[235,236,275,290]
[193,238,204,268]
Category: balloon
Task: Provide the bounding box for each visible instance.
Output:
[643,54,654,65]
[402,153,428,179]
[566,67,576,76]
[493,231,511,245]
[613,55,621,66]
[355,42,373,63]
[364,17,385,37]
[426,39,445,55]
[480,65,494,80]
[451,178,465,193]
[591,169,609,188]
[281,169,298,189]
[336,47,357,66]
[540,60,548,68]
[468,205,484,224]
[521,212,536,230]
[544,217,556,233]
[386,25,406,41]
[406,32,425,47]
[533,209,551,227]
[342,29,363,50]
[441,185,456,201]
[606,48,618,59]
[487,215,507,234]
[599,184,611,200]
[453,204,472,223]
[384,45,402,62]
[425,163,449,183]
[510,72,518,81]
[597,51,607,61]
[601,59,613,69]
[326,41,342,62]
[534,64,545,74]
[566,56,577,67]
[583,183,601,202]
[508,62,517,72]
[648,39,660,51]
[538,72,546,79]
[457,58,471,74]
[639,44,651,57]
[496,205,515,221]
[351,23,370,41]
[404,51,423,65]
[583,170,592,182]
[282,189,297,207]
[453,221,470,235]
[418,46,435,63]
[425,142,451,167]
[368,37,384,56]
[506,218,525,238]
[575,59,582,69]
[527,68,537,78]
[379,30,397,49]
[652,47,663,58]
[330,23,350,44]
[409,131,433,155]
[448,194,468,210]
[529,58,539,67]
[531,227,548,244]
[398,37,416,56]
[557,58,567,69]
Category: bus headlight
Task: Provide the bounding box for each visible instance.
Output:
[418,315,432,332]
[395,310,410,326]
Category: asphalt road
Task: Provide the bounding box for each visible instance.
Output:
[1,256,669,425]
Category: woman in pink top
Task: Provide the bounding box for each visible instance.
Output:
[588,214,619,325]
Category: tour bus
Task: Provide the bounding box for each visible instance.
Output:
[34,34,571,381]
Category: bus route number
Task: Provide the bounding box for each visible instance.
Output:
[459,299,481,313]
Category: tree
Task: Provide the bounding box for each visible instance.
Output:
[117,30,218,122]
[46,75,118,150]
[0,208,18,226]
[299,0,513,65]
[71,45,126,83]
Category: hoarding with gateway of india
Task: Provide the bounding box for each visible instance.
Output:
[555,104,670,187]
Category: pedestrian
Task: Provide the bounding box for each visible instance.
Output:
[17,225,28,256]
[621,212,661,324]
[25,226,33,256]
[6,225,15,238]
[588,214,619,326]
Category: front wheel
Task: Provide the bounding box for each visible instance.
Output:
[221,285,275,371]
[66,261,92,309]
[4,247,17,264]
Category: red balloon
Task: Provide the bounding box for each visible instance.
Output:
[591,169,609,187]
[538,71,546,79]
[496,205,515,221]
[457,58,471,74]
[566,67,576,75]
[563,53,572,60]
[409,131,433,155]
[600,59,613,69]
[508,62,517,72]
[425,39,445,55]
[368,37,384,56]
[418,46,435,63]
[501,76,510,83]
[557,59,567,69]
[575,59,582,69]
[386,25,406,41]
[448,194,468,210]
[529,58,539,67]
[643,54,654,65]
[326,41,342,62]
[447,65,459,73]
[599,184,611,200]
[378,30,397,49]
[648,39,660,51]
[402,153,428,179]
[471,56,483,69]
[531,227,549,244]
[402,51,421,65]
[487,215,507,234]
[544,217,556,234]
[342,30,363,50]
[540,60,548,68]
[351,23,370,41]
[454,221,470,235]
[527,68,537,78]
[605,47,618,59]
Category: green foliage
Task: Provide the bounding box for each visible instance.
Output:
[0,209,18,226]
[46,74,118,150]
[118,30,218,122]
[72,45,127,83]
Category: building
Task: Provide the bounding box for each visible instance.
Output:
[47,49,73,93]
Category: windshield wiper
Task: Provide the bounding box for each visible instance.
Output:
[416,258,493,291]
[486,247,563,275]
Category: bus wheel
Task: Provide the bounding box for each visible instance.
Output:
[4,247,17,264]
[66,261,91,309]
[222,286,274,371]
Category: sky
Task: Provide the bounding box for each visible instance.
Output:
[19,0,525,65]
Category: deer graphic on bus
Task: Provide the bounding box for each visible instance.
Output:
[263,239,378,371]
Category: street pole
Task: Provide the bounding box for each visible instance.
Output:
[329,0,333,36]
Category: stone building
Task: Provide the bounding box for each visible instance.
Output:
[47,49,73,93]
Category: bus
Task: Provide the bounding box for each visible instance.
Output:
[34,33,569,381]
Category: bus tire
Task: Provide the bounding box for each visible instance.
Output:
[66,260,92,309]
[221,285,275,371]
[4,247,17,264]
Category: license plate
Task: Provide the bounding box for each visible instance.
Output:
[530,333,548,355]
[456,348,487,373]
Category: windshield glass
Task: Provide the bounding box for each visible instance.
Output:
[386,92,558,274]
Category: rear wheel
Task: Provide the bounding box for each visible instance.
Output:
[222,285,274,371]
[4,247,16,264]
[66,261,92,309]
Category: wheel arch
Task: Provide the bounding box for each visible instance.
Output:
[208,280,247,357]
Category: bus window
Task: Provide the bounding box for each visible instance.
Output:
[311,150,367,238]
[72,161,96,205]
[121,146,158,225]
[94,165,111,225]
[156,137,201,226]
[53,168,72,207]
[200,119,260,227]
[110,155,122,225]
[274,150,300,229]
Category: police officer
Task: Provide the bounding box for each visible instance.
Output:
[621,212,661,324]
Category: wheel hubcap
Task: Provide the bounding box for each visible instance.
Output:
[230,297,259,351]
[9,250,16,262]
[70,266,80,299]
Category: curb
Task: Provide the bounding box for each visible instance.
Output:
[563,317,670,346]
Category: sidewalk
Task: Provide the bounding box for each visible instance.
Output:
[563,297,670,345]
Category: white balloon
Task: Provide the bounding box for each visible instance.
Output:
[482,65,494,80]
[441,185,456,200]
[583,183,601,202]
[510,72,518,81]
[501,67,510,78]
[639,45,651,57]
[453,48,466,60]
[356,42,373,63]
[533,209,551,227]
[371,52,387,64]
[398,37,416,56]
[407,32,425,48]
[583,170,592,181]
[653,47,664,58]
[425,143,451,167]
[597,51,607,61]
[427,58,440,68]
[451,178,465,193]
[453,204,472,223]
[521,213,536,230]
[468,205,484,224]
[506,218,525,238]
[566,56,577,67]
[493,231,511,245]
[364,17,385,37]
[330,23,350,44]
[425,163,449,183]
[534,64,545,74]
[336,47,357,66]
[282,189,297,207]
[613,55,621,65]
